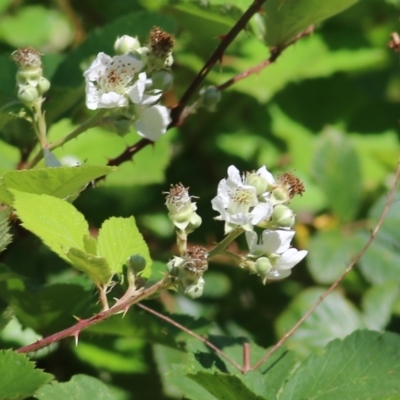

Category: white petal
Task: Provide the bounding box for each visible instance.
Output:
[99,91,128,108]
[277,249,307,270]
[261,230,295,254]
[134,105,171,141]
[257,165,275,185]
[245,231,258,252]
[249,202,273,225]
[126,73,147,103]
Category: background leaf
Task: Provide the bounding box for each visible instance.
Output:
[312,128,362,222]
[260,0,359,46]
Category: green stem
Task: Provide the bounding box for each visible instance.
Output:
[208,226,244,259]
[32,100,48,149]
[25,109,107,169]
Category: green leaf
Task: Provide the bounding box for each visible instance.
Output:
[35,374,114,400]
[188,372,264,400]
[49,119,174,186]
[11,190,88,262]
[261,0,359,47]
[67,248,112,285]
[0,208,12,253]
[312,128,362,222]
[0,5,73,50]
[97,217,152,278]
[308,228,362,284]
[362,282,399,331]
[280,330,400,400]
[0,275,95,335]
[276,288,365,355]
[357,190,400,283]
[0,349,53,400]
[2,165,116,205]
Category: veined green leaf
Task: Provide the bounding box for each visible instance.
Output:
[11,190,88,261]
[97,217,152,278]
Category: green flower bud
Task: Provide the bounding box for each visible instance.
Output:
[167,256,183,276]
[183,277,204,299]
[16,69,42,86]
[18,85,39,106]
[126,254,146,275]
[151,70,173,91]
[271,205,295,228]
[246,173,268,197]
[185,212,202,234]
[164,53,173,67]
[114,35,141,55]
[37,77,50,95]
[254,257,272,276]
[271,187,290,205]
[199,86,221,112]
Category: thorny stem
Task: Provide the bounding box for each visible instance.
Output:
[17,276,173,354]
[249,157,400,371]
[25,109,107,169]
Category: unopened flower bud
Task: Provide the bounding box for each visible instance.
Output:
[271,186,290,205]
[254,257,272,276]
[164,53,173,67]
[126,254,146,275]
[16,69,42,86]
[199,86,221,112]
[18,85,39,106]
[183,277,205,299]
[114,35,141,54]
[246,172,268,197]
[37,77,50,95]
[271,205,295,228]
[151,70,173,91]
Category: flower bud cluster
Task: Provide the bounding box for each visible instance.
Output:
[165,183,202,234]
[212,165,307,283]
[12,47,50,106]
[167,246,208,299]
[83,27,174,142]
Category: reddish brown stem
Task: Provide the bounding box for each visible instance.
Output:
[218,25,314,91]
[17,279,169,354]
[169,0,268,127]
[137,303,243,372]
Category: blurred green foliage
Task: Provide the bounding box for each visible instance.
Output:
[0,0,399,398]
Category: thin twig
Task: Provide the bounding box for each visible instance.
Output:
[250,157,400,371]
[169,0,268,127]
[218,25,314,92]
[136,303,243,372]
